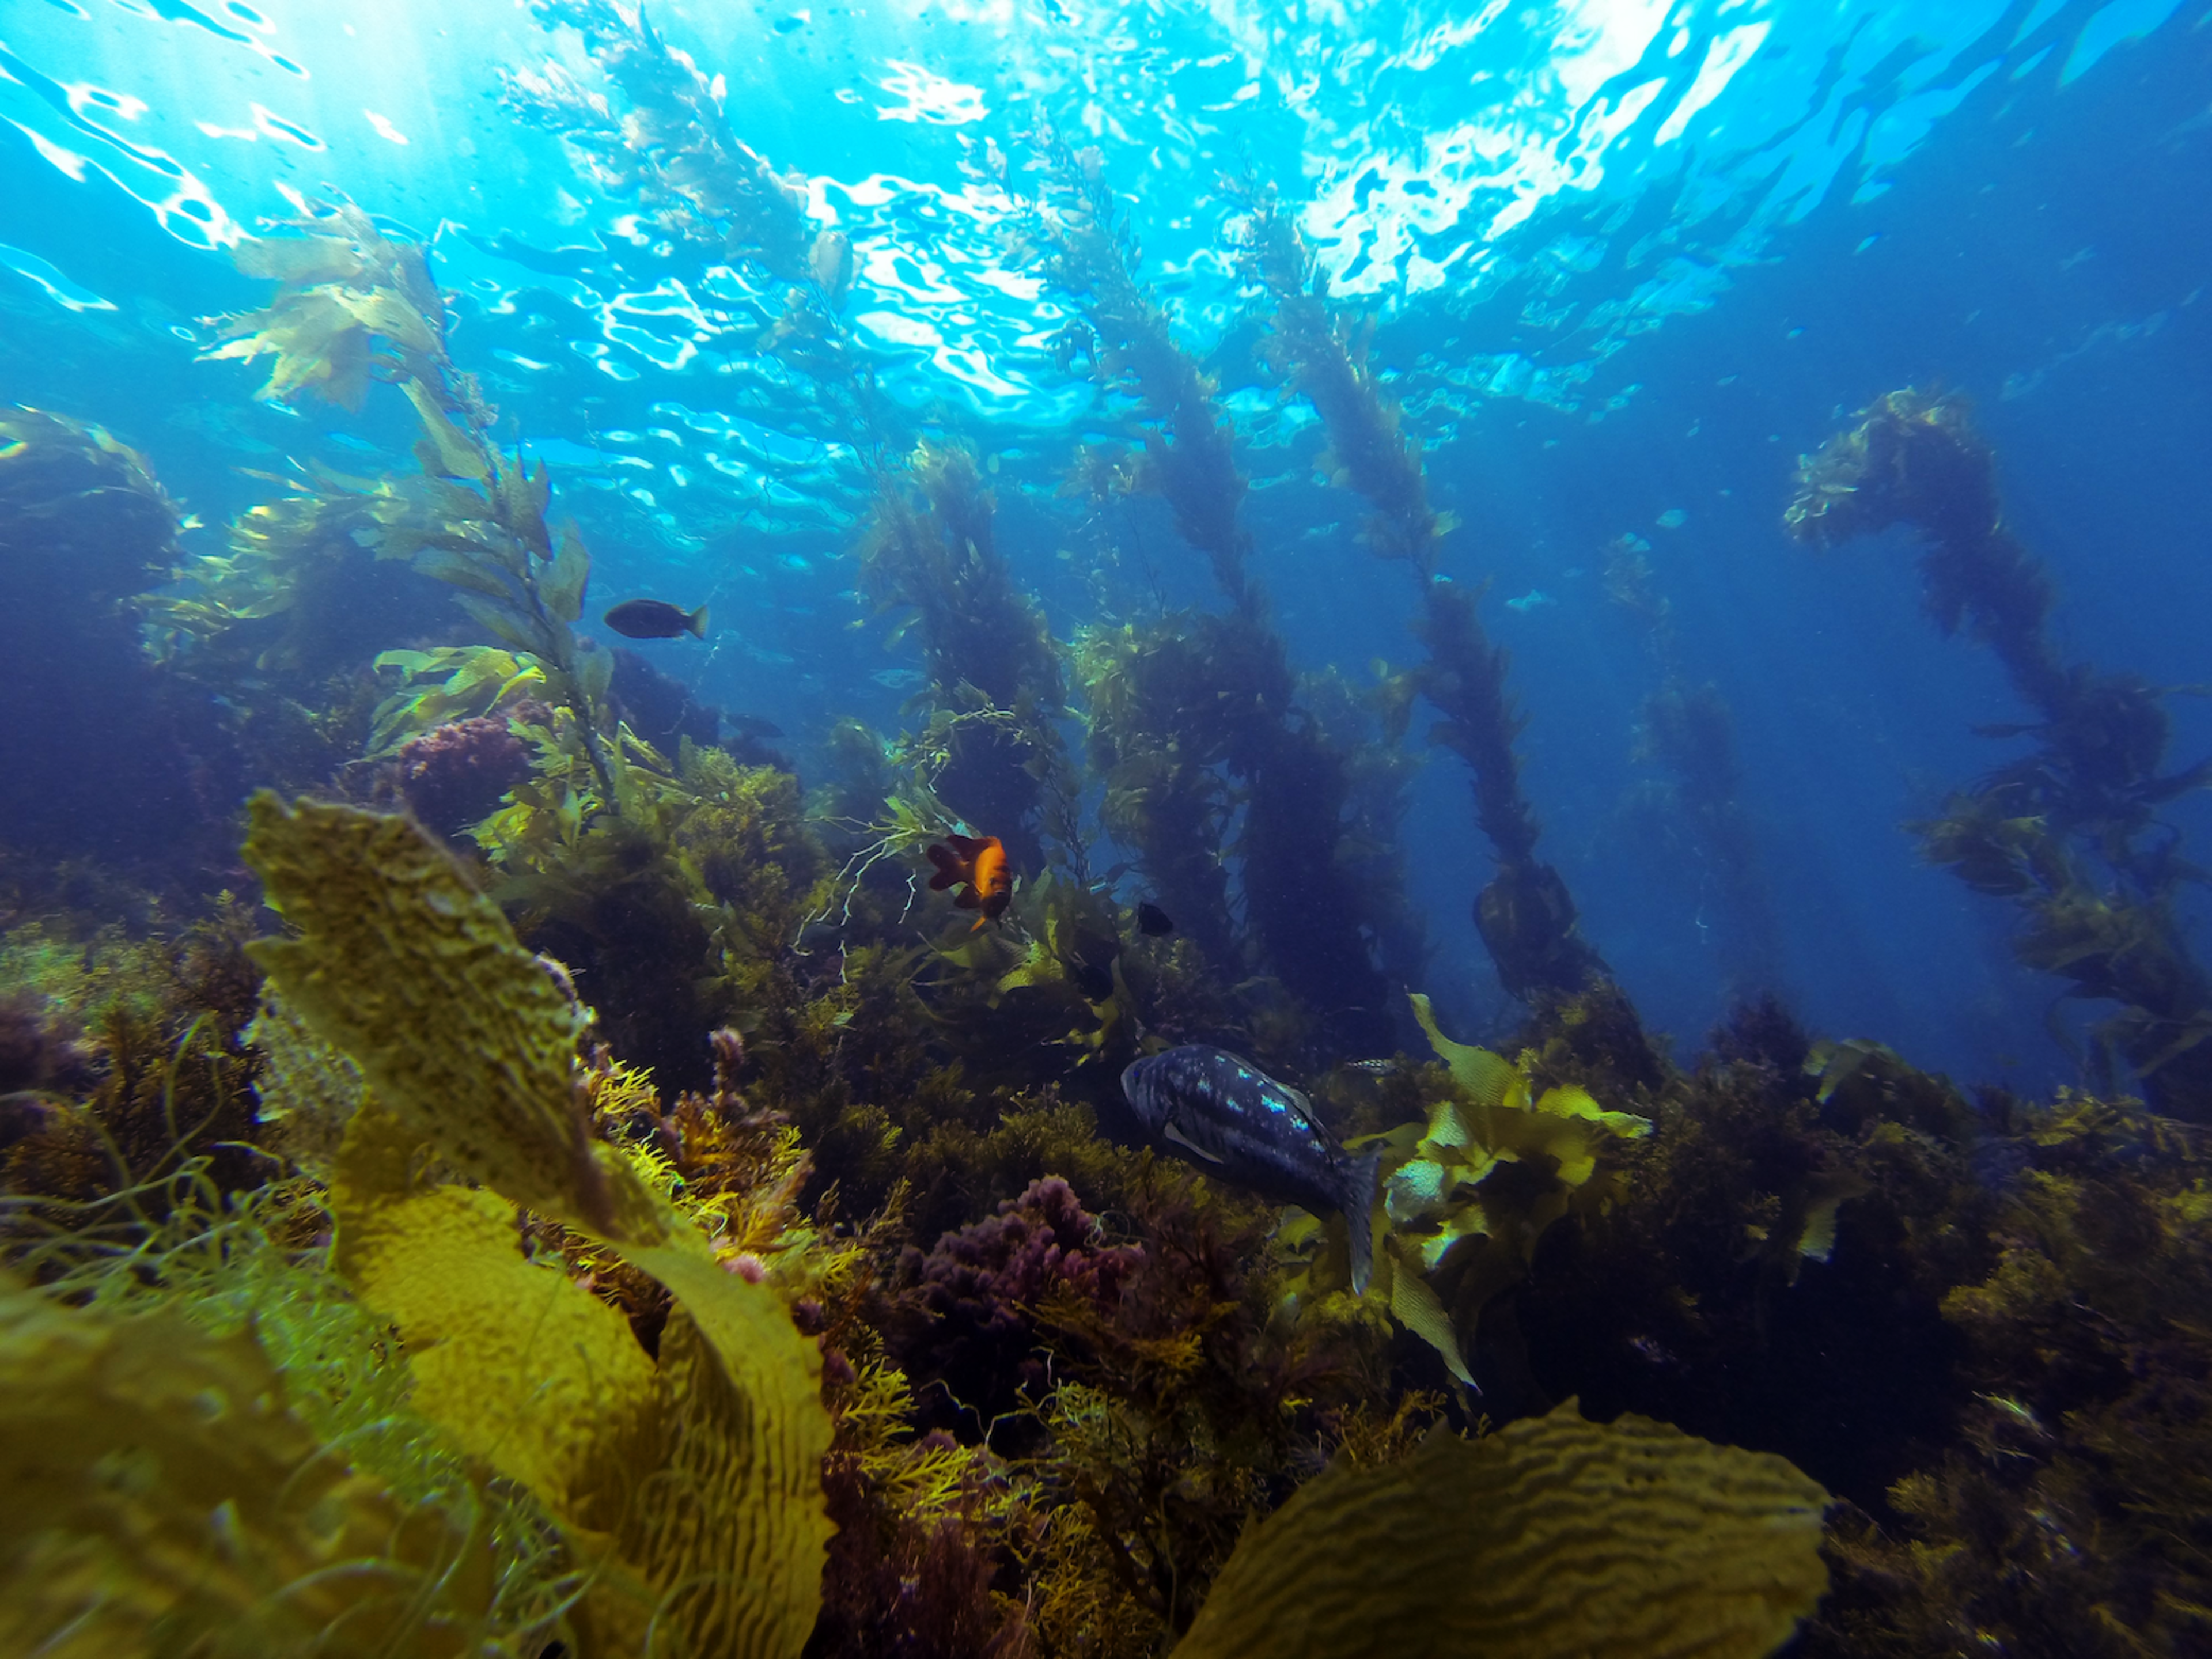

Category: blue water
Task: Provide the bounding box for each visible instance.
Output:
[3,0,2208,1090]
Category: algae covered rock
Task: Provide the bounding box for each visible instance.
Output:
[1176,1400,1829,1659]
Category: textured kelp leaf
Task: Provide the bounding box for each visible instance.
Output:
[1531,1081,1655,1170]
[456,590,555,656]
[603,1266,837,1659]
[1176,1402,1830,1659]
[502,459,556,556]
[331,1104,664,1532]
[413,546,521,601]
[404,378,492,481]
[336,286,440,355]
[541,527,591,623]
[1383,1238,1473,1385]
[247,984,365,1177]
[332,1109,832,1659]
[244,793,664,1242]
[248,798,832,1657]
[1408,990,1516,1106]
[0,1284,491,1658]
[206,289,375,408]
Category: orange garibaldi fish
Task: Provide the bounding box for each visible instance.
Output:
[926,833,1012,930]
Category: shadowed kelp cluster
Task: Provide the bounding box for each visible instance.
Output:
[1787,390,2212,1116]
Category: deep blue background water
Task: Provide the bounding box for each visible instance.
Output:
[2,0,2207,1089]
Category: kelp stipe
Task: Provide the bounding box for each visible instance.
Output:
[855,440,1082,876]
[1016,132,1410,1048]
[1606,536,1783,994]
[1232,185,1605,1003]
[1786,389,2212,1113]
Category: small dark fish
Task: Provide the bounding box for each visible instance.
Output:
[1345,1058,1402,1075]
[1136,901,1175,937]
[604,599,709,640]
[1121,1044,1380,1295]
[1070,960,1115,1002]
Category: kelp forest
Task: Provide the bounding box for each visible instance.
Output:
[2,3,2210,1657]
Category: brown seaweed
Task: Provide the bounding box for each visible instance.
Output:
[1786,389,2212,1114]
[1233,183,1605,1002]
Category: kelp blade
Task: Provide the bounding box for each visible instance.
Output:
[1175,1401,1829,1659]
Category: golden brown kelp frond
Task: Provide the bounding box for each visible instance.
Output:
[1278,993,1653,1391]
[154,461,473,691]
[1232,183,1447,571]
[509,0,819,289]
[857,442,1078,872]
[244,794,834,1657]
[1009,127,1256,607]
[1014,140,1406,1039]
[1417,578,1608,999]
[208,204,449,411]
[1785,388,2001,549]
[1785,388,2062,708]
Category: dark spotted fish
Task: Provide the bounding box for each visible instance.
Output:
[1121,1044,1381,1294]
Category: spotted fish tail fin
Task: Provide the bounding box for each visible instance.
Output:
[1344,1146,1383,1297]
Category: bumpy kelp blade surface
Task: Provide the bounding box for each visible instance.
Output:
[0,1283,491,1658]
[244,791,658,1240]
[331,1104,665,1531]
[1176,1401,1830,1659]
[248,796,832,1657]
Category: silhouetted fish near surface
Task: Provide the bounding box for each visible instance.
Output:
[1136,902,1175,937]
[604,598,709,639]
[1121,1044,1380,1294]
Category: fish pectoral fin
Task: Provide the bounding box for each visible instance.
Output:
[1162,1120,1227,1164]
[953,889,981,909]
